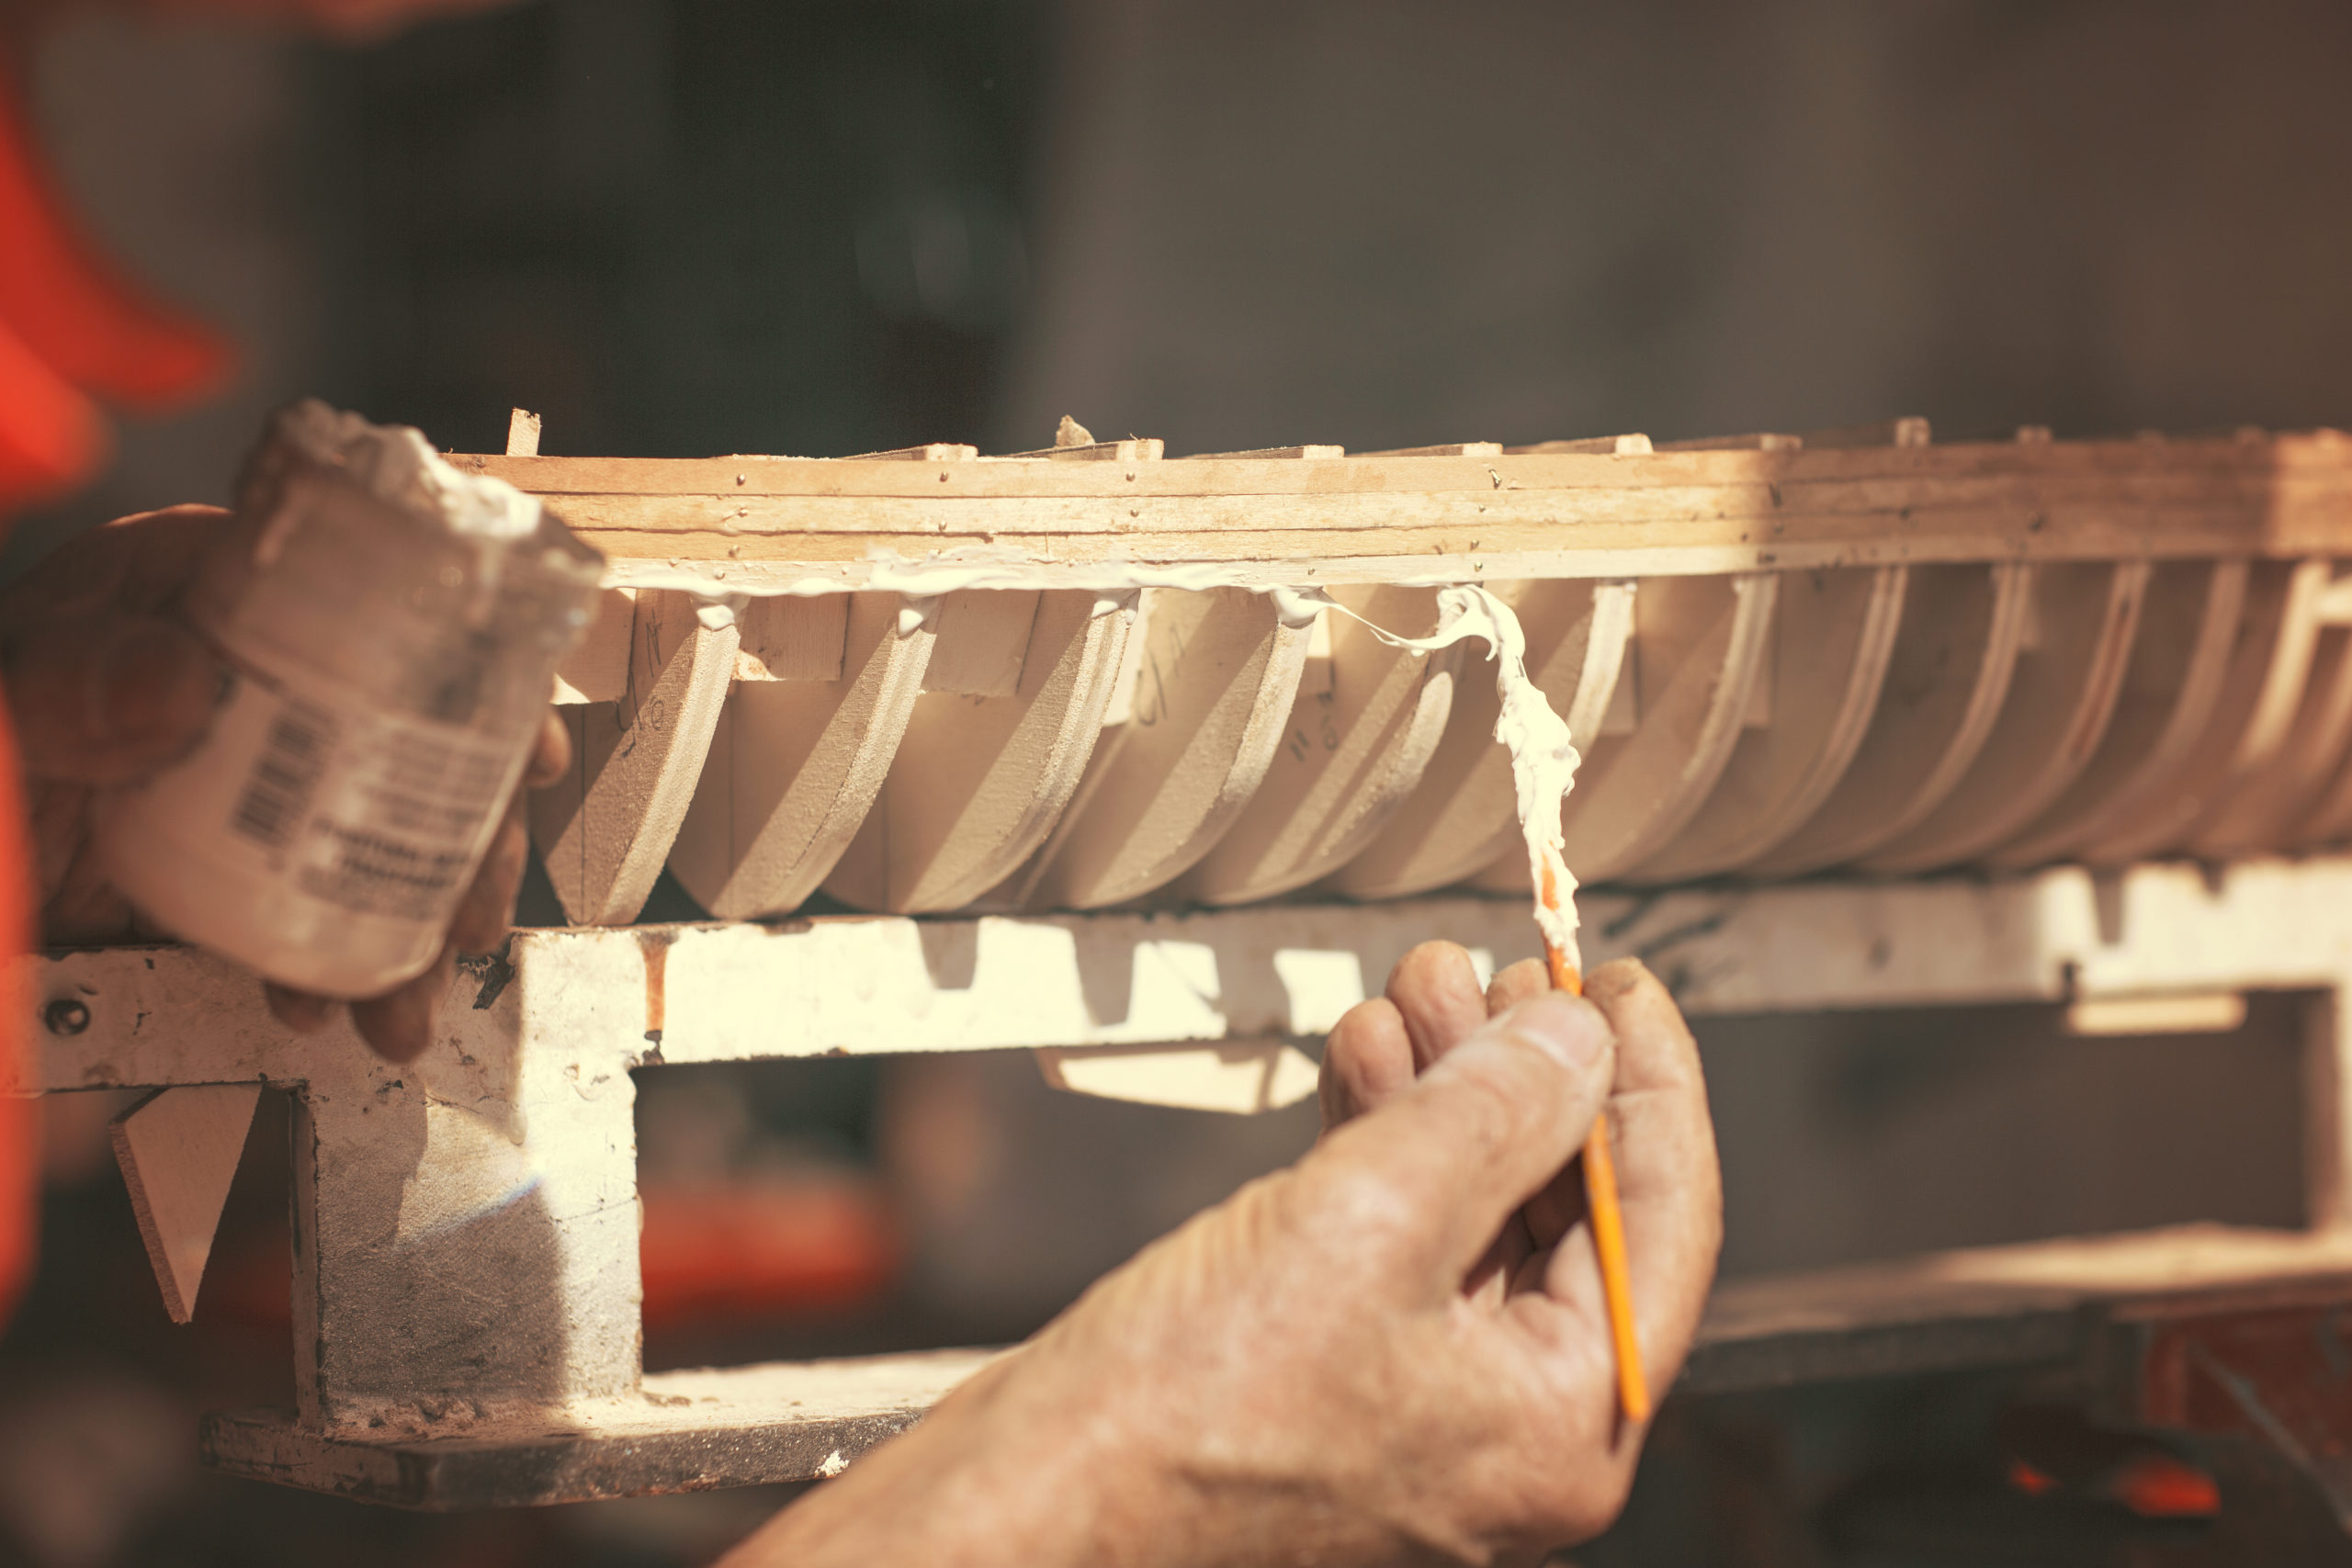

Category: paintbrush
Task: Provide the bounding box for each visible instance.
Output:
[1288,584,1650,1425]
[1542,864,1649,1426]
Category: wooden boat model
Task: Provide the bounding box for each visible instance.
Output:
[447,419,2352,926]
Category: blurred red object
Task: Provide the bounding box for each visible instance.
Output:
[0,39,231,513]
[205,1168,899,1334]
[0,709,34,1324]
[639,1172,899,1328]
[2109,1450,2221,1519]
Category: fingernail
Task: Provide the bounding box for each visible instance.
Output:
[95,623,218,748]
[1509,993,1610,1072]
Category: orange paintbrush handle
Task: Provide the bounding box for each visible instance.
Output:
[1544,937,1652,1425]
[1580,1111,1651,1423]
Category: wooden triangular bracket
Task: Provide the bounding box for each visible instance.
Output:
[110,1083,262,1323]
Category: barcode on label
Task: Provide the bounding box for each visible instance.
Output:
[232,703,335,851]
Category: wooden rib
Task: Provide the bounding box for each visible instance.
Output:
[1329,579,1634,899]
[2194,610,2352,857]
[1986,560,2253,868]
[1013,586,1311,910]
[668,593,934,919]
[1504,434,1653,455]
[1356,442,1504,457]
[1179,587,1464,905]
[821,591,1132,913]
[1747,564,2030,875]
[1627,566,1906,882]
[2064,558,2325,864]
[530,590,739,925]
[1860,562,2148,874]
[2300,750,2352,848]
[1475,573,1780,891]
[2291,626,2352,848]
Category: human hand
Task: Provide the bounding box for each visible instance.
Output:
[2,505,568,1062]
[731,943,1721,1567]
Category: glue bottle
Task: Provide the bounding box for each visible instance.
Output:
[96,401,604,998]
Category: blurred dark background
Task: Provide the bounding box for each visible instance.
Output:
[7,1,2352,1562]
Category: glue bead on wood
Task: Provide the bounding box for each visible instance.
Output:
[96,401,604,998]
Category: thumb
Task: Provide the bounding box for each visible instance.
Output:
[5,610,220,784]
[1313,992,1617,1296]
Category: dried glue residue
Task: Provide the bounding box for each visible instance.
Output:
[1293,586,1583,971]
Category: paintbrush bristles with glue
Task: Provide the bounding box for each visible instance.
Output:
[1290,585,1651,1426]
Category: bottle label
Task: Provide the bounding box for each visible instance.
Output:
[162,651,520,925]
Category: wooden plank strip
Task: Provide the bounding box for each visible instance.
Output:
[835,444,979,461]
[551,587,637,705]
[447,432,2352,502]
[733,592,848,682]
[1182,445,1345,459]
[1656,432,1804,451]
[1504,434,1653,455]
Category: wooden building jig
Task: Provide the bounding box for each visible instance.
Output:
[20,417,2352,1514]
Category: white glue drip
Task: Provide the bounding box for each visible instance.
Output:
[1289,585,1584,971]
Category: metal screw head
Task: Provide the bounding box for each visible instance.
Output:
[41,998,90,1037]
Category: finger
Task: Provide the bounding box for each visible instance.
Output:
[40,828,137,945]
[1319,996,1415,1133]
[1504,953,1589,1248]
[447,801,529,954]
[266,984,338,1035]
[525,707,571,788]
[96,505,234,607]
[1310,992,1616,1296]
[350,945,458,1063]
[1545,957,1721,1390]
[5,506,231,615]
[1486,956,1551,1015]
[5,612,220,784]
[1385,940,1489,1070]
